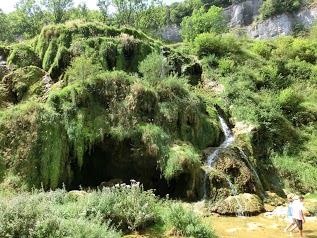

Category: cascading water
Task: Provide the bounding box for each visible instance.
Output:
[160,47,166,79]
[202,115,234,199]
[239,148,266,199]
[224,176,245,217]
[201,115,245,216]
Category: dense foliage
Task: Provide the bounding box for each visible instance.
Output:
[195,32,317,193]
[1,0,317,237]
[180,6,227,42]
[0,181,216,237]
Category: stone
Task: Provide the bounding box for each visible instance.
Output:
[264,204,275,212]
[209,193,263,215]
[224,0,264,27]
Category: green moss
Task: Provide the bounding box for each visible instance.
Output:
[42,39,58,71]
[49,45,70,79]
[7,44,40,68]
[1,67,219,190]
[164,141,201,180]
[2,66,46,102]
[0,101,69,189]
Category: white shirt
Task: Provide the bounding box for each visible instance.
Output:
[292,199,304,220]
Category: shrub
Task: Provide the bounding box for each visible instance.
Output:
[217,58,235,75]
[138,52,166,86]
[65,54,101,84]
[284,58,312,80]
[271,154,317,193]
[251,40,272,59]
[259,0,301,19]
[87,181,160,231]
[278,88,304,115]
[165,203,216,238]
[194,33,240,58]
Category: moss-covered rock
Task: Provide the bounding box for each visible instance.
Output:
[203,146,263,202]
[34,22,160,80]
[0,70,219,195]
[2,66,48,102]
[208,193,263,215]
[0,64,10,81]
[7,44,41,68]
[0,102,70,189]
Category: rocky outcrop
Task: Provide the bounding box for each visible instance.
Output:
[225,0,317,39]
[2,66,48,103]
[247,14,293,39]
[246,5,317,39]
[224,0,264,27]
[160,25,182,42]
[160,1,317,41]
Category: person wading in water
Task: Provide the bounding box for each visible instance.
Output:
[289,195,305,238]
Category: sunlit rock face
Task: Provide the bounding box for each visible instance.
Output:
[224,0,317,39]
[224,0,264,27]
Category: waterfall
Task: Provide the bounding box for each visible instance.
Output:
[202,115,245,217]
[160,47,166,79]
[202,115,234,199]
[239,148,266,199]
[224,176,245,217]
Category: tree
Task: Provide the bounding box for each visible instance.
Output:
[110,0,148,27]
[69,4,103,22]
[97,0,112,23]
[11,0,45,39]
[42,0,73,23]
[259,0,301,19]
[138,0,166,36]
[0,9,15,42]
[166,0,201,26]
[180,6,227,42]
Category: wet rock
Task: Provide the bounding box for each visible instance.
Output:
[204,147,260,201]
[264,204,275,212]
[209,193,263,215]
[264,191,285,206]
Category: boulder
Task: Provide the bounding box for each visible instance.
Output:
[2,66,49,102]
[209,193,263,215]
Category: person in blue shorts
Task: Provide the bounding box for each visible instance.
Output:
[290,195,305,238]
[284,197,296,232]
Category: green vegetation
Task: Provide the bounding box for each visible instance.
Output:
[195,32,317,193]
[1,0,317,236]
[0,181,216,237]
[180,6,227,42]
[259,0,302,19]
